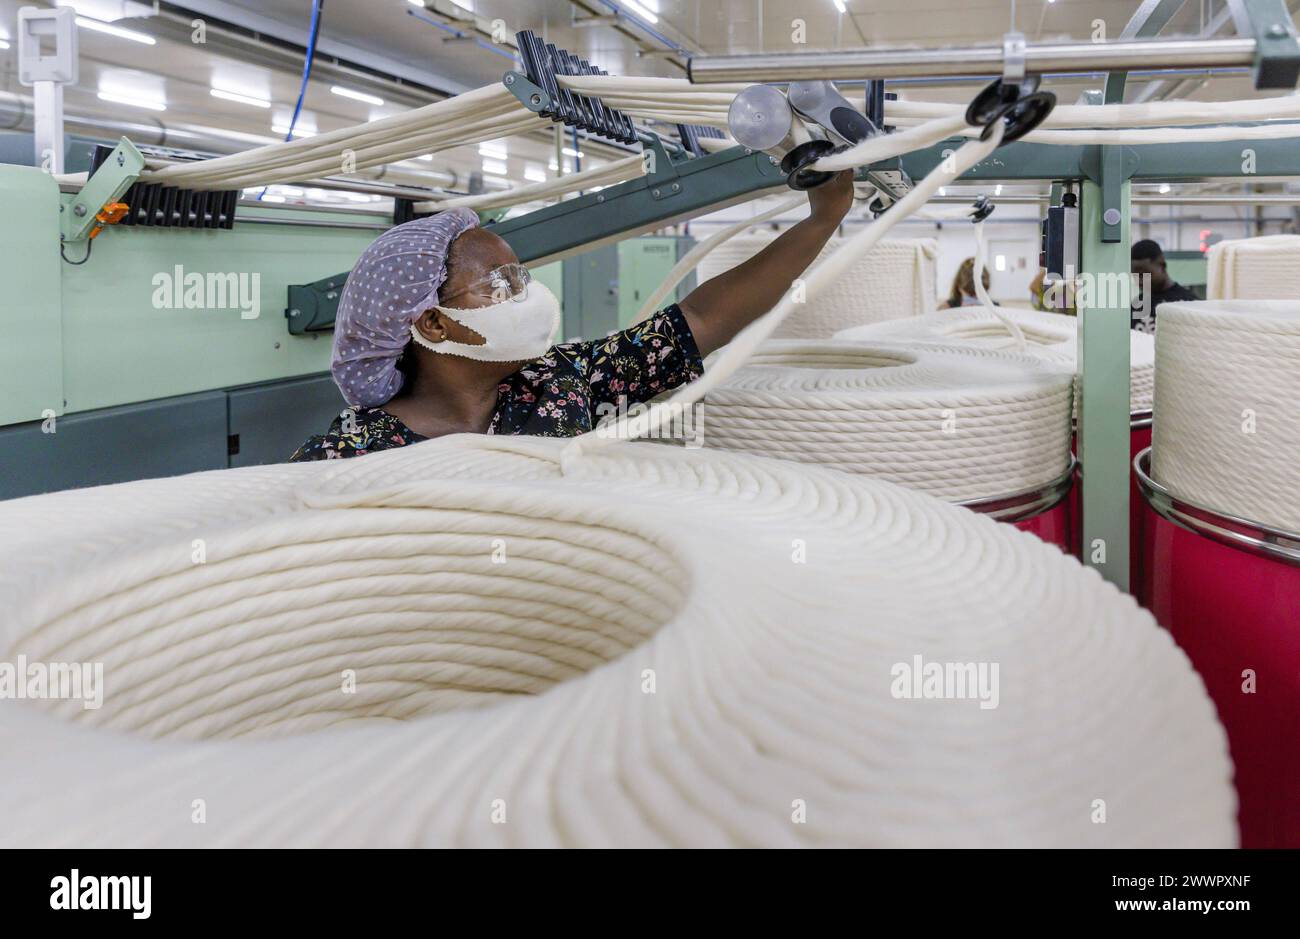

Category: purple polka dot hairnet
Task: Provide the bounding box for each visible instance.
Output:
[331,208,480,407]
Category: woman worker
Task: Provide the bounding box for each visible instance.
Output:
[939,256,992,309]
[291,171,853,460]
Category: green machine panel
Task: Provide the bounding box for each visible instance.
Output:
[618,236,695,329]
[0,166,63,427]
[55,201,384,419]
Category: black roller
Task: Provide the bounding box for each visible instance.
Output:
[982,91,1056,143]
[780,139,838,191]
[965,75,1041,127]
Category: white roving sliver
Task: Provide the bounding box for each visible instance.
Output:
[414,155,646,213]
[0,433,1233,847]
[1152,300,1300,532]
[702,340,1074,500]
[697,236,939,337]
[837,308,1157,415]
[1206,234,1300,300]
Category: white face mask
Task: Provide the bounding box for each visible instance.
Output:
[411,282,561,362]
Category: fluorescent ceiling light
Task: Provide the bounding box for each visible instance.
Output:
[0,40,9,50]
[995,184,1003,195]
[97,91,165,111]
[272,123,316,138]
[76,16,156,44]
[331,85,385,106]
[417,154,433,161]
[210,88,271,108]
[524,165,547,182]
[832,0,847,13]
[481,158,508,176]
[260,194,286,203]
[616,0,659,23]
[478,141,508,158]
[562,147,585,158]
[1159,183,1172,194]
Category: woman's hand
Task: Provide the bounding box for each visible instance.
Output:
[806,170,855,229]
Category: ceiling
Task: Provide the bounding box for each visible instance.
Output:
[0,0,1290,207]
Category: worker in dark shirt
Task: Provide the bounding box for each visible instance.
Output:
[1131,238,1198,333]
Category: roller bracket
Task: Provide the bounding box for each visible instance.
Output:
[86,142,239,234]
[502,70,552,113]
[1234,0,1300,89]
[62,137,144,244]
[644,134,684,199]
[965,35,1056,146]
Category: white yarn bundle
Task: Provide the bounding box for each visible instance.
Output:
[414,155,646,213]
[702,340,1074,500]
[1152,300,1300,532]
[837,308,1157,415]
[697,236,938,338]
[1207,234,1300,300]
[0,434,1233,847]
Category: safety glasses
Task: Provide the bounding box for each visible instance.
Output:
[440,263,532,305]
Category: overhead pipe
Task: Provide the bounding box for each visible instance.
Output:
[688,38,1262,83]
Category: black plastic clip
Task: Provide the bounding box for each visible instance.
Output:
[969,195,995,222]
[676,123,725,158]
[515,30,636,145]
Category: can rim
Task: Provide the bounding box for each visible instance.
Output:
[957,456,1076,523]
[1069,411,1152,431]
[1134,447,1300,567]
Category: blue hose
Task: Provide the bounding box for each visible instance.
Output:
[259,0,324,200]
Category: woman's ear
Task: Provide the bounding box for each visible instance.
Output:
[413,308,447,343]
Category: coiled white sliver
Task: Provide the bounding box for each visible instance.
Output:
[1207,234,1300,300]
[695,236,938,338]
[0,433,1233,847]
[836,308,1157,416]
[1152,300,1300,532]
[702,340,1074,500]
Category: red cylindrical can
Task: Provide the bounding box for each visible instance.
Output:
[1134,447,1300,848]
[961,458,1078,557]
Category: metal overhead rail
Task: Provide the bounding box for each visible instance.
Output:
[688,36,1299,89]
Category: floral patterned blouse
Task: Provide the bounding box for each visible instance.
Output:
[290,304,703,461]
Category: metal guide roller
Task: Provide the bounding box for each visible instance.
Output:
[727,80,910,199]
